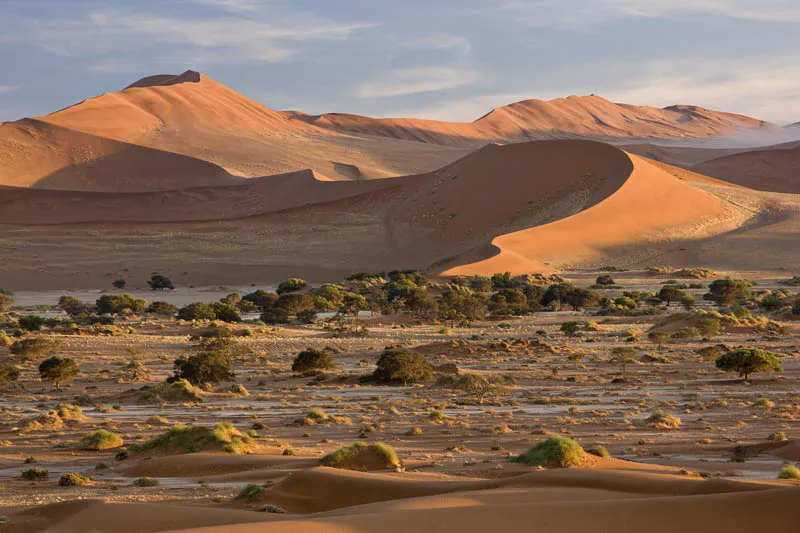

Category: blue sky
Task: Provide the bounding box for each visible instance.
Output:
[1,0,799,124]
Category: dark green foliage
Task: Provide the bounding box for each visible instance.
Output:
[292,349,336,374]
[96,294,146,315]
[177,303,217,321]
[147,274,174,291]
[59,472,91,486]
[147,301,178,317]
[18,315,45,332]
[58,296,93,317]
[242,289,278,311]
[658,285,686,305]
[511,435,585,467]
[38,357,79,390]
[11,337,61,357]
[112,279,127,289]
[705,279,752,305]
[595,274,615,286]
[210,302,241,323]
[715,348,783,381]
[276,278,307,295]
[21,468,48,481]
[173,349,234,385]
[0,364,21,384]
[372,349,434,385]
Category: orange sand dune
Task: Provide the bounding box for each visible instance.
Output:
[30,71,469,182]
[443,151,733,275]
[289,95,778,145]
[0,118,238,191]
[693,145,800,193]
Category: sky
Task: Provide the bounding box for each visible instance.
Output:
[1,0,800,124]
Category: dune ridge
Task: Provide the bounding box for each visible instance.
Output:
[693,145,800,194]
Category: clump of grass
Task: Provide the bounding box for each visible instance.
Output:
[510,434,585,468]
[305,408,328,422]
[777,465,800,480]
[147,415,169,425]
[21,468,48,481]
[320,442,400,470]
[130,423,257,455]
[260,504,287,514]
[139,379,203,404]
[407,426,423,436]
[645,410,682,430]
[752,398,775,409]
[133,477,159,487]
[236,483,265,501]
[768,432,788,442]
[59,472,91,486]
[587,445,610,458]
[76,430,124,451]
[56,403,85,421]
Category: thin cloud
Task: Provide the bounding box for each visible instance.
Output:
[357,67,481,98]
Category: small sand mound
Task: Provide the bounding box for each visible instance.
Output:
[320,442,400,471]
[135,379,203,404]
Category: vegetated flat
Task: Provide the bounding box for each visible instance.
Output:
[0,270,798,533]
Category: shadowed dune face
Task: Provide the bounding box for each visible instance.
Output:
[693,146,800,194]
[0,119,238,191]
[0,139,775,289]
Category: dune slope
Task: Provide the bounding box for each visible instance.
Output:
[693,146,800,193]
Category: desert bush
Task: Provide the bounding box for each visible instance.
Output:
[147,301,177,317]
[610,347,638,379]
[645,410,681,429]
[778,465,800,480]
[236,483,265,501]
[177,303,217,321]
[18,315,45,332]
[59,472,91,486]
[21,468,48,481]
[595,274,615,286]
[76,430,124,451]
[133,476,159,487]
[276,278,307,295]
[305,407,328,422]
[510,435,584,467]
[130,423,256,455]
[560,321,581,336]
[705,279,752,305]
[172,349,234,385]
[147,274,174,291]
[38,357,79,390]
[260,504,288,514]
[715,348,783,382]
[320,442,400,470]
[0,292,13,312]
[587,445,610,458]
[372,349,434,385]
[768,432,788,442]
[96,294,146,315]
[10,337,61,357]
[292,348,336,374]
[0,364,21,385]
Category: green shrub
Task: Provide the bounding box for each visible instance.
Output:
[260,504,288,514]
[587,445,610,458]
[715,348,783,381]
[645,410,681,429]
[21,468,48,481]
[133,477,159,487]
[510,435,585,467]
[76,430,124,451]
[236,483,265,501]
[320,442,400,470]
[292,349,336,374]
[38,357,79,390]
[59,472,91,486]
[778,465,800,480]
[10,337,61,357]
[372,349,434,385]
[305,407,328,421]
[130,423,257,455]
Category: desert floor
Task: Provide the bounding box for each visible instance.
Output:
[0,271,798,533]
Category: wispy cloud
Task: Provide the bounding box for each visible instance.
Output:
[0,4,375,67]
[357,67,481,98]
[0,85,20,95]
[495,0,800,29]
[401,35,472,55]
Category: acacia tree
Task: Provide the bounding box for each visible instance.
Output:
[715,348,782,382]
[611,347,638,379]
[38,357,79,390]
[705,279,751,305]
[148,274,174,291]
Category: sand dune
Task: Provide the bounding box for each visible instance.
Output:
[443,152,734,275]
[693,145,800,193]
[0,118,238,191]
[0,139,776,288]
[289,95,778,145]
[4,465,795,533]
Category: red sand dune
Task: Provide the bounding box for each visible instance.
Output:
[693,145,800,193]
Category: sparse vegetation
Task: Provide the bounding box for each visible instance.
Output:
[76,430,124,451]
[510,435,585,467]
[715,348,783,382]
[320,442,400,470]
[130,423,257,455]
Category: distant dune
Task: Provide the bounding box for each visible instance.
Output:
[693,145,800,194]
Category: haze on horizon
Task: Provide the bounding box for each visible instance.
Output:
[1,0,799,125]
